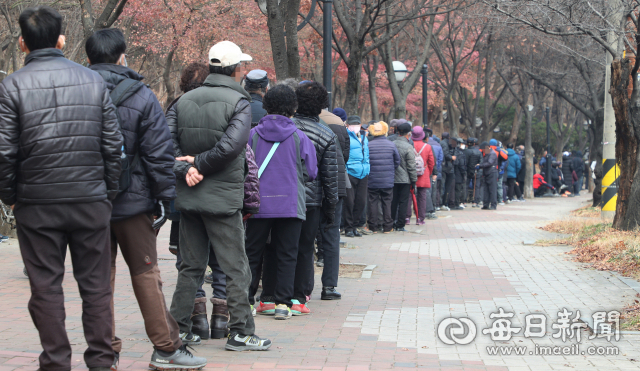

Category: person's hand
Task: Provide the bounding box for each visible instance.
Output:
[10,205,14,211]
[432,175,437,182]
[452,155,457,161]
[475,164,480,169]
[516,182,519,186]
[152,200,171,230]
[176,155,195,164]
[186,167,203,187]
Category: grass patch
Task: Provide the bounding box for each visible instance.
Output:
[621,295,640,331]
[540,219,640,279]
[570,205,601,218]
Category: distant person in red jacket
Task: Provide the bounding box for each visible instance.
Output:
[409,126,436,224]
[533,173,556,197]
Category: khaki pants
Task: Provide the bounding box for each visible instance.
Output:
[111,213,182,353]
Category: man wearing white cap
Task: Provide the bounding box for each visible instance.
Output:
[167,40,272,350]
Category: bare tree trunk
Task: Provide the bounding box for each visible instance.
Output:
[524,106,534,198]
[508,105,522,145]
[266,0,289,79]
[283,0,301,79]
[163,48,176,107]
[364,55,379,121]
[610,59,640,230]
[343,51,363,115]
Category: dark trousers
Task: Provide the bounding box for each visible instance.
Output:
[246,218,303,306]
[294,207,322,303]
[432,177,441,207]
[507,178,523,200]
[176,241,227,300]
[15,201,114,371]
[344,175,368,232]
[391,184,411,229]
[406,187,432,221]
[574,176,583,195]
[442,172,455,207]
[170,210,254,336]
[482,172,498,208]
[455,182,465,206]
[368,188,393,232]
[111,213,182,353]
[169,220,180,246]
[319,198,343,288]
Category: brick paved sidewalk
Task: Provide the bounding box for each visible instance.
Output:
[1,194,640,370]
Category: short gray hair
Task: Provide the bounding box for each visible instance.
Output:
[277,78,300,91]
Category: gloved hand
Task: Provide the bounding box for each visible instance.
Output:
[475,164,480,169]
[410,182,416,191]
[323,213,336,232]
[152,200,171,230]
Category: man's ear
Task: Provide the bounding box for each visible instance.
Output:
[18,37,29,53]
[87,58,92,66]
[55,35,65,50]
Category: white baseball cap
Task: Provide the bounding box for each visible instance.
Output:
[208,41,252,67]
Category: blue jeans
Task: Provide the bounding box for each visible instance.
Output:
[573,176,583,195]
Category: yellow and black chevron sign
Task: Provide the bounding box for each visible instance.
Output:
[601,159,619,211]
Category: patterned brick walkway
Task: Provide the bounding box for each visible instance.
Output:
[2,195,640,370]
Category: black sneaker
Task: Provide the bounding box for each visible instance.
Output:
[345,230,355,238]
[316,257,324,267]
[179,332,201,345]
[225,332,272,351]
[353,230,363,237]
[168,245,178,255]
[149,345,207,370]
[204,273,213,284]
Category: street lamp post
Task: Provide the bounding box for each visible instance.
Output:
[322,0,333,109]
[422,64,428,128]
[391,61,429,125]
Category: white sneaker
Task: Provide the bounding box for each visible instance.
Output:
[499,202,505,206]
[251,304,256,317]
[274,304,292,320]
[442,206,450,211]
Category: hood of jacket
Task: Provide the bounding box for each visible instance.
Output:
[89,63,144,89]
[255,115,298,142]
[507,148,516,157]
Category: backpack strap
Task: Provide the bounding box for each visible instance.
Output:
[110,78,143,108]
[258,142,280,178]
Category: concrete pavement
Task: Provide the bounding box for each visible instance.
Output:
[1,195,639,370]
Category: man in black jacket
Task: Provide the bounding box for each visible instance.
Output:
[0,7,122,371]
[465,138,483,207]
[291,81,338,312]
[478,142,498,210]
[452,138,467,210]
[244,69,269,127]
[572,150,584,196]
[86,29,206,370]
[440,132,455,210]
[317,108,349,300]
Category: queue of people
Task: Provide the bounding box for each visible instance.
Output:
[0,6,590,371]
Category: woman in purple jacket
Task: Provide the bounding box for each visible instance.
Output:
[245,84,318,320]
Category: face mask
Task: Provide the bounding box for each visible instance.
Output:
[120,54,128,67]
[461,144,466,150]
[348,125,361,133]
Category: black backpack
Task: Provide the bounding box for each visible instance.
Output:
[109,78,144,192]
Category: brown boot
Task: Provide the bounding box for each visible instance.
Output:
[210,297,229,339]
[191,297,209,340]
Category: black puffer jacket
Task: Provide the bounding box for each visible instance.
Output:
[440,139,454,174]
[292,114,339,214]
[465,146,482,175]
[325,122,350,197]
[572,151,584,178]
[90,64,176,221]
[562,155,574,186]
[0,49,122,205]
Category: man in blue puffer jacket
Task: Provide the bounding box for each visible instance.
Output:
[367,121,400,233]
[344,116,370,237]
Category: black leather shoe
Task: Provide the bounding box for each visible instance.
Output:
[353,230,363,237]
[345,230,355,238]
[489,206,497,210]
[321,287,342,300]
[452,206,464,210]
[481,207,490,210]
[394,227,407,232]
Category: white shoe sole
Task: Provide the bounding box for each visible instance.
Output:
[149,362,207,370]
[225,343,272,351]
